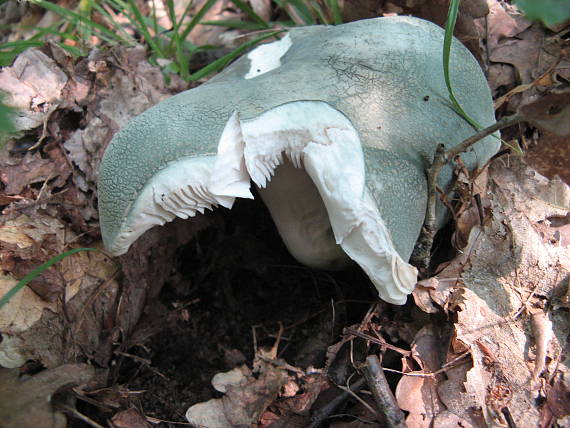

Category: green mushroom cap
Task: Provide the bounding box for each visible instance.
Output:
[98,16,499,304]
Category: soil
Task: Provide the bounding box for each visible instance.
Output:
[96,196,386,425]
[2,2,568,427]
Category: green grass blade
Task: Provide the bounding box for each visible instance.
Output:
[201,19,268,30]
[230,0,270,28]
[150,0,160,38]
[126,0,165,57]
[443,0,521,154]
[164,0,178,30]
[173,0,195,34]
[180,0,219,41]
[309,0,330,24]
[0,93,16,135]
[0,26,73,65]
[165,0,191,53]
[0,40,45,50]
[36,0,126,44]
[188,30,283,81]
[443,0,479,129]
[0,248,98,310]
[326,0,343,24]
[90,1,137,44]
[174,30,190,81]
[175,0,196,29]
[78,0,94,44]
[56,42,86,57]
[286,0,316,24]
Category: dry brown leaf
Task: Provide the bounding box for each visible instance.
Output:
[440,158,569,426]
[486,2,570,112]
[0,273,57,367]
[0,211,64,248]
[339,0,380,22]
[0,194,23,206]
[413,276,457,315]
[0,48,67,132]
[250,0,271,21]
[111,408,152,428]
[524,122,570,184]
[0,216,36,249]
[418,0,488,45]
[0,43,190,370]
[530,310,554,381]
[489,25,543,85]
[211,364,252,393]
[487,63,517,97]
[0,213,68,301]
[341,0,488,53]
[432,411,475,428]
[1,153,58,195]
[541,372,570,425]
[520,91,570,137]
[486,0,532,52]
[412,278,441,314]
[0,364,94,428]
[437,357,486,427]
[552,275,570,311]
[222,369,289,425]
[0,274,56,334]
[0,239,119,368]
[185,0,244,47]
[451,287,533,425]
[186,350,289,427]
[451,167,492,250]
[395,325,446,428]
[523,129,569,187]
[276,374,330,414]
[412,157,569,426]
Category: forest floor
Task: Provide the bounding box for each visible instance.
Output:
[0,0,569,427]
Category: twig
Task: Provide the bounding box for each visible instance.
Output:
[410,143,446,272]
[308,376,366,428]
[410,113,524,272]
[445,113,523,160]
[57,403,105,428]
[336,374,379,418]
[381,349,471,377]
[256,354,305,376]
[501,407,518,428]
[114,351,152,366]
[362,355,406,428]
[344,328,411,356]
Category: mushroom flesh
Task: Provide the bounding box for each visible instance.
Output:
[97,16,499,304]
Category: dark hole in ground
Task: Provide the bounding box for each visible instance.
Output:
[58,109,85,132]
[8,134,39,156]
[72,190,459,427]
[111,195,382,425]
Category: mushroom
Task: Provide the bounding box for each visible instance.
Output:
[97,16,499,304]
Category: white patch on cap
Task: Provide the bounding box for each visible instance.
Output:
[245,34,292,79]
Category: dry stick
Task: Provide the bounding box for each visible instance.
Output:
[410,113,524,272]
[362,355,406,428]
[308,376,366,428]
[344,327,411,356]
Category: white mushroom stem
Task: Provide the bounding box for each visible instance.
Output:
[241,102,418,303]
